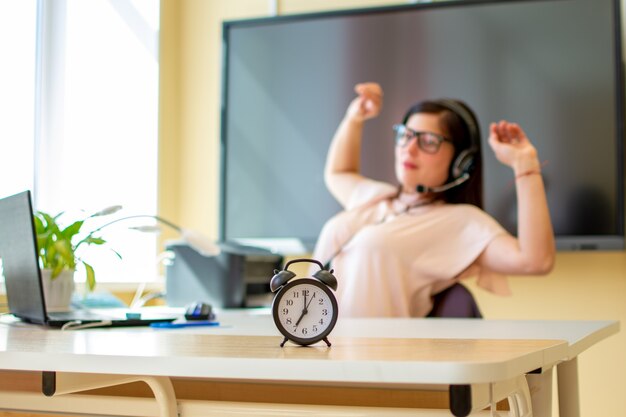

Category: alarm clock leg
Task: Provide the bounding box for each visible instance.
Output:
[280,337,289,347]
[323,337,332,347]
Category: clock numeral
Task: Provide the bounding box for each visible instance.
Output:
[293,291,299,298]
[286,299,294,306]
[322,309,328,316]
[312,325,318,333]
[302,327,308,335]
[286,318,292,325]
[318,298,324,305]
[319,319,324,325]
[302,289,310,297]
[282,308,289,315]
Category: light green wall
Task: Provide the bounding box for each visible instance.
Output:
[158,2,626,416]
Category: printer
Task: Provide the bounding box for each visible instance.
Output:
[165,241,283,308]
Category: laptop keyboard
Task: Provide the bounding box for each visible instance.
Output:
[48,310,114,321]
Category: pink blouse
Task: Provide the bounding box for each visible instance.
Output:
[312,178,511,318]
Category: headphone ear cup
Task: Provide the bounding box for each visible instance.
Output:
[452,149,475,179]
[313,269,338,291]
[270,270,296,292]
[436,99,480,180]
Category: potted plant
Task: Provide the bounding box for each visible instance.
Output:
[33,206,220,310]
[33,206,123,310]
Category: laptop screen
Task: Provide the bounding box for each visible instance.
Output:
[0,191,48,324]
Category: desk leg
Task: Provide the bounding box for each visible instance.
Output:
[449,375,532,417]
[42,372,178,417]
[557,358,580,417]
[526,368,553,417]
[144,376,178,417]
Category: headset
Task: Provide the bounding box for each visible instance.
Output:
[415,99,480,194]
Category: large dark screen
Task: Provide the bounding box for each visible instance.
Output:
[221,0,624,252]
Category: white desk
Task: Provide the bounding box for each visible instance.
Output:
[0,311,618,417]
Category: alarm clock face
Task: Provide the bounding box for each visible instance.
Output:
[272,278,338,346]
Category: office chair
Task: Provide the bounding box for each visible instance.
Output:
[427,283,482,318]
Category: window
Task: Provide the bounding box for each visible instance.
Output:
[0,1,37,197]
[2,0,161,286]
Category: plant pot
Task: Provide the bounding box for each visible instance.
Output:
[41,269,75,312]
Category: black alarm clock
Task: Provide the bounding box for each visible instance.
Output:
[270,258,338,347]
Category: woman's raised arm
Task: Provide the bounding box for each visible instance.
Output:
[324,83,383,207]
[478,121,555,275]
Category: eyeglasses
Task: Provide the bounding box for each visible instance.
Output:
[392,124,452,154]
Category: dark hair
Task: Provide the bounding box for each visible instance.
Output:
[401,99,483,208]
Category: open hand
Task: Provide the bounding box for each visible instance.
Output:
[488,120,538,168]
[346,82,383,122]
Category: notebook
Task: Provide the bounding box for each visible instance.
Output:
[0,190,179,328]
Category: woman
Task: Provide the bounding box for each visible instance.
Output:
[312,82,555,318]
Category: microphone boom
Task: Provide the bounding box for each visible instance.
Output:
[416,173,470,194]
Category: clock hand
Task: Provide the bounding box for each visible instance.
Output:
[305,291,316,311]
[294,293,317,329]
[295,291,308,327]
[295,310,305,327]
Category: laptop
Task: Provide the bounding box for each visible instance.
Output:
[0,190,180,327]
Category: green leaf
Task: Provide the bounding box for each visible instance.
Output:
[51,263,64,279]
[110,249,123,260]
[53,240,75,269]
[83,262,96,291]
[45,243,57,266]
[39,212,59,232]
[61,220,83,239]
[85,236,106,245]
[54,240,72,259]
[33,215,44,234]
[36,235,47,254]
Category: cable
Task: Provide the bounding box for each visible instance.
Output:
[61,320,113,331]
[130,281,147,308]
[131,291,166,309]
